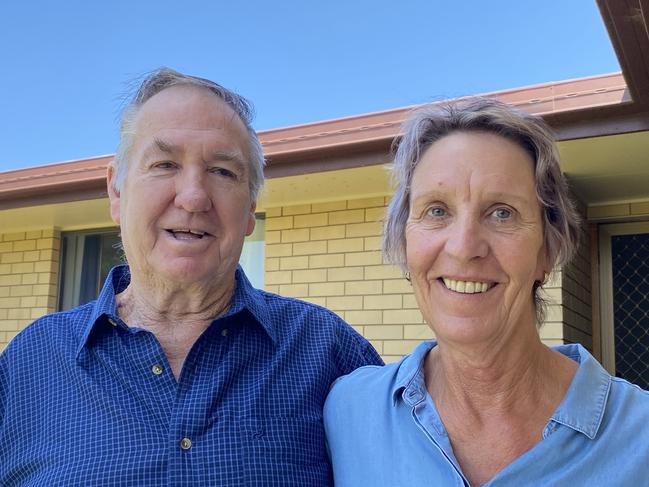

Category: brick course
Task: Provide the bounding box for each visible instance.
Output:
[0,229,60,350]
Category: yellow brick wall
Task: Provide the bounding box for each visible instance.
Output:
[265,196,567,362]
[561,234,593,350]
[0,229,60,350]
[265,197,424,362]
[538,270,566,347]
[0,198,575,359]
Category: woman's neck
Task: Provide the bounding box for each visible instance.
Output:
[426,331,577,415]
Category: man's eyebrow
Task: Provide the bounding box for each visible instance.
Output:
[206,150,245,164]
[141,138,176,159]
[144,139,246,168]
[154,138,175,154]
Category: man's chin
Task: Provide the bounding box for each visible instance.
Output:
[143,259,229,287]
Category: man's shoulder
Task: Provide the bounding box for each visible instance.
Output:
[252,288,383,368]
[327,359,403,408]
[2,303,95,362]
[255,288,349,327]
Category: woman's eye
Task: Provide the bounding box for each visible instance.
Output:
[493,208,512,219]
[426,206,446,218]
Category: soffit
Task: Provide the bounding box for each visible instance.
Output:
[0,198,114,233]
[2,128,648,235]
[559,130,649,205]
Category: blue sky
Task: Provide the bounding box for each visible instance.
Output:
[0,0,618,172]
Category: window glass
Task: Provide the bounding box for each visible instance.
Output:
[239,215,265,289]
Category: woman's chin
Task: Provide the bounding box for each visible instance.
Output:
[431,316,503,347]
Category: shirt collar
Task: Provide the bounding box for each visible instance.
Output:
[391,340,436,406]
[550,343,611,439]
[390,341,611,440]
[222,266,275,343]
[75,264,275,360]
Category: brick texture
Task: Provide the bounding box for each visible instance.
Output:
[561,232,593,351]
[265,197,568,362]
[0,229,60,350]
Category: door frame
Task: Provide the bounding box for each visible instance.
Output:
[598,221,649,374]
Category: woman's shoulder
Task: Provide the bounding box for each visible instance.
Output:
[329,360,402,397]
[607,376,649,415]
[325,340,434,422]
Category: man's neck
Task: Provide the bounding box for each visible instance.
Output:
[115,272,236,379]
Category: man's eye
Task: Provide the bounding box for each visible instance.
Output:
[209,167,237,179]
[153,161,175,169]
[426,207,446,218]
[493,208,512,219]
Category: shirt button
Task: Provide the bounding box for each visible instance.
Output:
[180,437,192,450]
[221,328,228,337]
[108,318,118,327]
[151,364,164,375]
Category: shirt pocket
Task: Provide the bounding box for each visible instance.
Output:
[240,417,332,485]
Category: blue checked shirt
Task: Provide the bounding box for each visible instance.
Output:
[0,265,382,486]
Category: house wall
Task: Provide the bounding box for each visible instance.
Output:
[0,195,587,359]
[0,195,574,359]
[264,196,565,362]
[0,229,60,350]
[561,233,593,350]
[588,202,649,220]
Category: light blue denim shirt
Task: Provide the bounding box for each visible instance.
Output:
[324,341,649,486]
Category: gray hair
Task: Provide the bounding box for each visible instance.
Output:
[113,67,265,200]
[383,98,581,324]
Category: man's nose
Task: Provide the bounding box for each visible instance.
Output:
[174,169,212,212]
[443,215,488,262]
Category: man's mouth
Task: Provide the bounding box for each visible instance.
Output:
[440,277,494,294]
[166,228,211,240]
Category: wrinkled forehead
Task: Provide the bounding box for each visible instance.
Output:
[410,131,538,202]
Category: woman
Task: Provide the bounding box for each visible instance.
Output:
[324,99,649,486]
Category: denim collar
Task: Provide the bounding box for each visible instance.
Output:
[390,340,610,439]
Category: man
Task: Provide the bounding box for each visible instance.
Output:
[0,68,382,485]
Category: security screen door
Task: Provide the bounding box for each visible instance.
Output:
[599,222,649,389]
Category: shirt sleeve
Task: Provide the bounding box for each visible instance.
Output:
[0,347,9,433]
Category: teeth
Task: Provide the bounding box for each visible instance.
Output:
[442,278,491,294]
[171,229,206,236]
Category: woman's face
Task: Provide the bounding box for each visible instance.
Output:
[405,131,547,347]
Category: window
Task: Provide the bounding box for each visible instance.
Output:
[59,230,123,310]
[58,215,266,310]
[239,214,265,289]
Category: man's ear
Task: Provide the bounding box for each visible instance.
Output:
[106,162,121,225]
[246,201,257,237]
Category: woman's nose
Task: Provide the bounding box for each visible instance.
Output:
[443,216,488,262]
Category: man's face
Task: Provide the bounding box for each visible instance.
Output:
[107,85,256,287]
